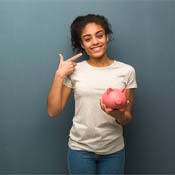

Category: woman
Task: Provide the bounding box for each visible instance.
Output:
[47,14,137,175]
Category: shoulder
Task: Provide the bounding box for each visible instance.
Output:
[115,60,134,69]
[115,60,136,72]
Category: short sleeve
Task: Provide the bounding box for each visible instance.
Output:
[126,67,137,89]
[63,75,73,88]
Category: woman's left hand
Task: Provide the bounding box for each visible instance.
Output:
[99,98,127,123]
[99,88,134,125]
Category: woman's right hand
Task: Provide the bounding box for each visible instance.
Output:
[56,53,82,77]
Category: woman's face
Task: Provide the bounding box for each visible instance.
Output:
[80,23,108,59]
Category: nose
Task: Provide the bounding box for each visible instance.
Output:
[92,37,99,45]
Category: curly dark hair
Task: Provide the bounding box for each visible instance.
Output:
[70,14,113,52]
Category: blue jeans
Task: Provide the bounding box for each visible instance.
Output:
[67,148,125,175]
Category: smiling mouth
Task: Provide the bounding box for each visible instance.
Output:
[91,46,102,51]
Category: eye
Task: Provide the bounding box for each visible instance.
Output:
[84,38,91,42]
[97,34,104,38]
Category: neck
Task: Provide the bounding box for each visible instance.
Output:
[87,55,113,67]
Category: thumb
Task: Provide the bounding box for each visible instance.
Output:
[126,100,130,105]
[59,53,64,64]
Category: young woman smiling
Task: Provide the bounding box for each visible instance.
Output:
[47,14,137,175]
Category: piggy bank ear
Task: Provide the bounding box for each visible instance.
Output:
[106,88,113,94]
[122,88,126,93]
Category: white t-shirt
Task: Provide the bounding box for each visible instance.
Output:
[63,60,137,155]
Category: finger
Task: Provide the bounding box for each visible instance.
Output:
[69,53,82,62]
[72,62,77,67]
[69,63,77,71]
[100,98,102,105]
[100,98,104,107]
[126,100,130,104]
[99,98,102,107]
[103,104,108,111]
[125,100,130,108]
[59,53,64,63]
[99,99,104,110]
[106,108,113,112]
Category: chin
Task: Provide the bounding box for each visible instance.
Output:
[91,53,105,59]
[87,50,105,58]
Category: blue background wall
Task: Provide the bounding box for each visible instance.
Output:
[0,0,175,174]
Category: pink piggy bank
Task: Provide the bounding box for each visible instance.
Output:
[101,88,127,111]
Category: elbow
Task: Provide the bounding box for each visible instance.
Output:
[47,99,62,118]
[47,108,62,118]
[47,111,57,118]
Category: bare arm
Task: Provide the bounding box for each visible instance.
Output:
[100,88,135,125]
[47,72,72,117]
[47,53,82,117]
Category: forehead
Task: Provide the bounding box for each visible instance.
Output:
[81,23,104,36]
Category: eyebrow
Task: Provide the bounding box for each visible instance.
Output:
[82,30,104,38]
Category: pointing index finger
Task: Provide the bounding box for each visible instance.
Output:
[69,53,82,61]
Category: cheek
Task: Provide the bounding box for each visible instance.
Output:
[102,38,108,44]
[82,42,90,50]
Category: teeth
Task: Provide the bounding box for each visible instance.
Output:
[92,47,100,51]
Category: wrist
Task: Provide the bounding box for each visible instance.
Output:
[55,71,65,79]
